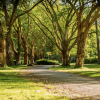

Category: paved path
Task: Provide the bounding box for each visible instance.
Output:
[20,65,100,99]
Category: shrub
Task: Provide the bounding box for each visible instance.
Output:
[84,57,97,64]
[36,59,59,65]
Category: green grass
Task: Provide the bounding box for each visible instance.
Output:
[0,65,70,100]
[50,64,100,78]
[0,65,31,70]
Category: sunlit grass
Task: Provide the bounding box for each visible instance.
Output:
[0,65,70,100]
[50,64,100,78]
[0,65,31,70]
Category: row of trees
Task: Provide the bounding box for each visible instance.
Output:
[0,0,100,68]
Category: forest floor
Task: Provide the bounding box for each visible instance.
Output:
[20,65,100,100]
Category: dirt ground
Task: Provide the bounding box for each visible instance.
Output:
[20,65,100,100]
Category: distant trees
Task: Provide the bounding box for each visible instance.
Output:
[0,0,100,67]
[30,0,77,66]
[0,0,43,66]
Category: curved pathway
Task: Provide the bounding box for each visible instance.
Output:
[20,65,100,99]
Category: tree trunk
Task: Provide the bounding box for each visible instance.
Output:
[6,26,13,65]
[29,54,34,65]
[15,30,21,65]
[0,19,6,67]
[95,20,100,64]
[59,50,63,62]
[15,53,21,65]
[75,32,86,68]
[61,46,71,66]
[75,56,84,68]
[62,55,66,65]
[0,40,6,67]
[23,44,28,65]
[28,47,34,65]
[22,36,28,65]
[62,52,70,66]
[17,30,21,65]
[66,52,70,66]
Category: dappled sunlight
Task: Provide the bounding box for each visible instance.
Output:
[0,67,70,100]
[0,64,100,99]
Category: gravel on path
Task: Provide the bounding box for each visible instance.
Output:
[20,65,100,100]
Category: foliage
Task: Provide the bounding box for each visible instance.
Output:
[84,57,98,64]
[36,59,59,65]
[85,28,97,58]
[1,0,100,66]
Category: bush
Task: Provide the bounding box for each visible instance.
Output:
[36,59,59,65]
[84,57,97,64]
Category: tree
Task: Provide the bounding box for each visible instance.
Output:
[30,0,77,66]
[12,16,22,65]
[0,19,6,67]
[34,31,46,60]
[95,19,100,64]
[28,29,42,65]
[65,0,100,67]
[0,0,43,65]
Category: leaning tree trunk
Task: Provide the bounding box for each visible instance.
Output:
[6,26,13,65]
[75,32,87,68]
[0,19,6,67]
[59,50,63,62]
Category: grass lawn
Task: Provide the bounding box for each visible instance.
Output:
[0,65,70,100]
[50,64,100,78]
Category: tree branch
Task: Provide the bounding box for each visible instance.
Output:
[30,15,62,51]
[13,0,43,23]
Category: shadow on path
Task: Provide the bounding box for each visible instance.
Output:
[20,65,100,99]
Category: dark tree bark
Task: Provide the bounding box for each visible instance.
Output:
[23,44,28,65]
[95,20,100,64]
[22,36,28,65]
[28,46,34,65]
[6,26,14,65]
[16,28,21,65]
[1,0,43,65]
[0,19,6,67]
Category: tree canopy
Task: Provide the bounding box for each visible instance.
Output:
[0,0,100,67]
